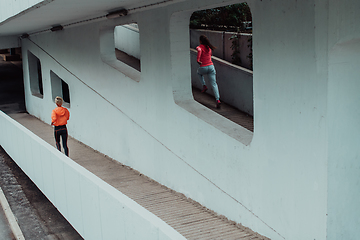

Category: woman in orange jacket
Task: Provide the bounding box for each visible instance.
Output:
[51,96,70,156]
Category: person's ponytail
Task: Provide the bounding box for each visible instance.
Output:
[200,35,216,50]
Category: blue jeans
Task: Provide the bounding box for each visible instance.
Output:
[197,65,220,100]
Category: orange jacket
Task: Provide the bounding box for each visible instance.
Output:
[51,107,70,126]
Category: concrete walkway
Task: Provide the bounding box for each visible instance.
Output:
[8,112,267,240]
[192,87,253,132]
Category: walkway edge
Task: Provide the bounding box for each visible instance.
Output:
[0,187,25,240]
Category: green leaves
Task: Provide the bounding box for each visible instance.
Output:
[190,3,252,32]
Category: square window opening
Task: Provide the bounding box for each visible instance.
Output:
[100,23,141,82]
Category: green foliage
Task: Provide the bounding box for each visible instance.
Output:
[190,3,252,32]
[247,36,253,70]
[229,33,241,65]
[229,33,253,69]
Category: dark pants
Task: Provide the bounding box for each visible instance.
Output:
[54,125,69,156]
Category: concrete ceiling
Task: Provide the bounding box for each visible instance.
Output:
[0,0,181,36]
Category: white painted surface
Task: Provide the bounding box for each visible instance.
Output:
[0,0,43,23]
[0,0,186,36]
[0,36,20,49]
[20,4,314,238]
[101,25,141,82]
[0,111,186,240]
[327,0,360,239]
[115,24,141,59]
[18,1,328,239]
[1,0,359,239]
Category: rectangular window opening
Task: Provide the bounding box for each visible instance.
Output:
[189,3,254,132]
[28,51,44,98]
[114,23,141,72]
[62,81,70,104]
[50,71,71,107]
[170,3,254,145]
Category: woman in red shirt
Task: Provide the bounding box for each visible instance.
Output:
[196,35,221,108]
[51,96,70,156]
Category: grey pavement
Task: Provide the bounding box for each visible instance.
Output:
[192,87,254,132]
[0,201,15,240]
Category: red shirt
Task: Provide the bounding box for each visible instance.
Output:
[196,44,213,67]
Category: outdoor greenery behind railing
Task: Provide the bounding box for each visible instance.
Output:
[190,3,252,31]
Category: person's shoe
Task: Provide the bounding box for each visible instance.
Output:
[216,100,221,109]
[201,85,208,93]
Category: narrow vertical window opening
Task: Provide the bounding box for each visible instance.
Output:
[114,23,141,72]
[28,51,44,98]
[50,71,70,107]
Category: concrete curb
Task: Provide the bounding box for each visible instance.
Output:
[0,187,25,240]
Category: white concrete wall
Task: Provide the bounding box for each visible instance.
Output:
[115,24,141,59]
[327,0,360,239]
[0,0,44,23]
[0,36,20,49]
[12,0,360,240]
[21,1,325,240]
[0,111,186,240]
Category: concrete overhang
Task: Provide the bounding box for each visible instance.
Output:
[0,36,20,49]
[0,0,183,37]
